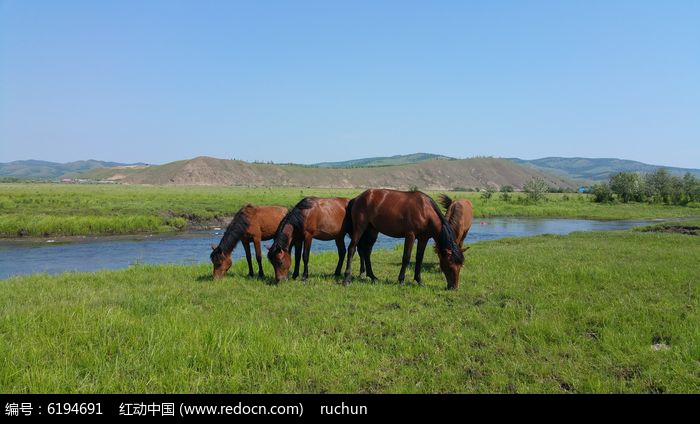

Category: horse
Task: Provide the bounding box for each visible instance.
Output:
[343,189,465,289]
[210,204,288,279]
[267,196,364,282]
[438,194,473,250]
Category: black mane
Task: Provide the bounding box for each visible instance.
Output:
[438,193,453,210]
[438,193,462,234]
[426,194,464,265]
[211,206,250,259]
[267,197,315,259]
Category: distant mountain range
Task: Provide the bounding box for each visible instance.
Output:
[0,159,147,179]
[314,153,455,168]
[507,157,700,183]
[2,154,697,188]
[76,156,573,190]
[312,154,700,183]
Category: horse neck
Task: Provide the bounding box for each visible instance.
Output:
[218,235,237,256]
[446,203,463,234]
[218,213,251,254]
[277,223,295,250]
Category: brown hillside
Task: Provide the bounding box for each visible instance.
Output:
[80,156,575,190]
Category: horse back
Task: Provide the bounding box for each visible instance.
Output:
[354,189,441,238]
[249,205,287,239]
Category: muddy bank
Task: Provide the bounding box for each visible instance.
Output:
[642,225,699,236]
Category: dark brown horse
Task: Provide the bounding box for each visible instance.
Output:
[438,194,473,250]
[343,189,465,289]
[267,197,363,282]
[210,204,287,279]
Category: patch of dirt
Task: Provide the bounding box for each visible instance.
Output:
[644,225,700,236]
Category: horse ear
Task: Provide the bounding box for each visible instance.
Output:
[211,244,217,250]
[461,246,470,252]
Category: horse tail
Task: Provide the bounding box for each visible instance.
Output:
[437,193,453,211]
[344,198,356,236]
[427,195,464,265]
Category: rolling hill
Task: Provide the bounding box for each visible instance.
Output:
[314,153,455,168]
[508,157,700,183]
[0,160,147,179]
[78,156,574,190]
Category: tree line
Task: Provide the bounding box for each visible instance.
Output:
[592,169,700,205]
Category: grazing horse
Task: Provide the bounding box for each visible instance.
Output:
[438,194,473,250]
[210,204,287,279]
[343,189,465,289]
[267,197,361,282]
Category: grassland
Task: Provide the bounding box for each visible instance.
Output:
[1,230,698,393]
[2,183,699,238]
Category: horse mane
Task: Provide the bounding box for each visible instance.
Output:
[212,205,251,258]
[268,197,315,257]
[438,193,453,210]
[439,193,462,234]
[426,194,464,265]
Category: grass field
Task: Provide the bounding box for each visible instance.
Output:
[1,230,698,393]
[1,183,699,237]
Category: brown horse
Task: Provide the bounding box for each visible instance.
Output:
[267,197,362,282]
[438,194,473,250]
[210,204,287,279]
[343,189,465,289]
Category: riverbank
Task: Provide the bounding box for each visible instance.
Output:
[2,184,699,238]
[1,229,698,393]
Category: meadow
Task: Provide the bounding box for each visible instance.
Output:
[1,183,699,237]
[1,229,698,393]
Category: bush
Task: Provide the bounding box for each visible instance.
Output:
[591,183,614,203]
[500,185,514,193]
[609,172,642,203]
[481,189,494,200]
[523,178,549,203]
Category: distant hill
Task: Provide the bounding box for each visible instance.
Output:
[314,153,456,168]
[508,157,700,183]
[0,160,147,179]
[77,156,574,190]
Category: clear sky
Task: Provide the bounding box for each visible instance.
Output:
[1,0,698,167]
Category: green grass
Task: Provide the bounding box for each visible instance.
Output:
[1,230,698,393]
[2,184,699,237]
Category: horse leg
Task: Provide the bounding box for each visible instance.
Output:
[358,247,366,278]
[359,228,378,282]
[253,236,265,278]
[344,222,367,285]
[292,239,302,279]
[243,241,254,277]
[414,237,429,286]
[334,237,346,277]
[301,234,312,281]
[398,234,415,285]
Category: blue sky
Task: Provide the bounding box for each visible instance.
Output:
[1,0,699,167]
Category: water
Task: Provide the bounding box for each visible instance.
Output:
[0,218,655,279]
